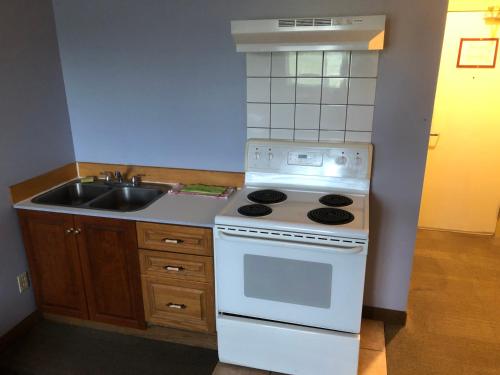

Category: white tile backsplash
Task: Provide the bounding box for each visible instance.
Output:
[297,52,323,77]
[345,131,372,142]
[346,105,374,131]
[246,53,271,77]
[246,51,377,143]
[320,130,345,142]
[320,105,346,130]
[271,52,297,77]
[295,129,319,142]
[322,78,348,104]
[271,78,295,103]
[323,51,350,77]
[348,78,377,105]
[296,78,322,104]
[247,127,270,140]
[247,78,270,102]
[247,103,270,127]
[271,129,294,140]
[271,104,294,128]
[295,104,320,129]
[350,51,379,77]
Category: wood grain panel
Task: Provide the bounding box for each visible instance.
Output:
[142,276,215,333]
[75,216,146,329]
[77,162,244,187]
[137,222,213,256]
[10,163,78,203]
[17,210,89,319]
[139,249,214,283]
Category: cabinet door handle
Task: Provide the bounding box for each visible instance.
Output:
[74,229,82,235]
[163,265,185,272]
[65,228,74,234]
[167,303,186,309]
[162,238,184,244]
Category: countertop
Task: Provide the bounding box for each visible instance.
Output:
[14,180,234,228]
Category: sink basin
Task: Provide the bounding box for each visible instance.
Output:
[88,187,165,212]
[31,180,170,212]
[32,183,112,207]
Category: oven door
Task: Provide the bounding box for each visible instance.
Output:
[214,227,367,333]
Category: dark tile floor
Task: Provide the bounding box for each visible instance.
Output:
[385,229,500,375]
[0,320,218,375]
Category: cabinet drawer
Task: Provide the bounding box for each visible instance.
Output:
[139,249,213,283]
[142,276,215,333]
[137,222,212,256]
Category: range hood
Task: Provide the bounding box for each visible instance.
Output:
[231,15,386,52]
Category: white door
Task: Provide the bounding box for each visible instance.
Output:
[419,11,500,234]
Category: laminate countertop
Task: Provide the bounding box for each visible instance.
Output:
[14,180,234,228]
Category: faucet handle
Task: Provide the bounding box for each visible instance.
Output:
[100,171,114,183]
[130,174,145,186]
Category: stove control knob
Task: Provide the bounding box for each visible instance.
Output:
[268,152,273,161]
[336,155,348,165]
[354,156,363,166]
[255,152,261,160]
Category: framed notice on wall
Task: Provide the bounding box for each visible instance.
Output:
[457,38,499,68]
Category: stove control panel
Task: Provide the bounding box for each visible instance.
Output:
[246,140,372,180]
[287,151,323,166]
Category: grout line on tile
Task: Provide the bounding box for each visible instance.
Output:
[343,52,352,142]
[292,52,298,141]
[269,53,273,138]
[318,52,325,141]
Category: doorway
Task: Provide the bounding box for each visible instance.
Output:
[418,4,500,235]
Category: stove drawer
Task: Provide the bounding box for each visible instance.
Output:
[139,249,213,283]
[141,276,215,333]
[137,222,212,256]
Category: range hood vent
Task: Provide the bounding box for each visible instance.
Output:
[231,15,386,52]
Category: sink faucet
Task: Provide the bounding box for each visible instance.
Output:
[114,170,124,184]
[100,170,145,186]
[100,170,125,184]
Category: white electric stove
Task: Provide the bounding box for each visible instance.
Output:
[214,140,373,375]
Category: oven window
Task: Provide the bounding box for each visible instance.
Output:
[244,255,332,308]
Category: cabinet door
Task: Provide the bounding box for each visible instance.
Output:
[18,210,88,319]
[75,216,146,329]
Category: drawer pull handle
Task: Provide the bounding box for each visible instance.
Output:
[163,265,185,272]
[162,238,184,244]
[167,303,186,309]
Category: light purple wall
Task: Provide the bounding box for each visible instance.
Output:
[0,0,75,335]
[53,0,448,311]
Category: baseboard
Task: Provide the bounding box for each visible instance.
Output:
[362,305,407,326]
[0,310,41,352]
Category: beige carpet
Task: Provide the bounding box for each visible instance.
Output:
[213,319,387,375]
[385,229,500,375]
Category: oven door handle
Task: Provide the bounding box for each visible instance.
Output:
[217,231,365,255]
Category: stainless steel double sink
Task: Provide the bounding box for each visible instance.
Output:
[31,180,171,212]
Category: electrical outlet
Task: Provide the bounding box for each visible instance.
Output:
[17,272,30,294]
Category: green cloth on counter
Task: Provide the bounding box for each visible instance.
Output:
[180,184,227,195]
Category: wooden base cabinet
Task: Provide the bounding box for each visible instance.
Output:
[18,211,88,319]
[137,222,216,333]
[19,210,146,329]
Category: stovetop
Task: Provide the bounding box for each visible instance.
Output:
[215,186,369,239]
